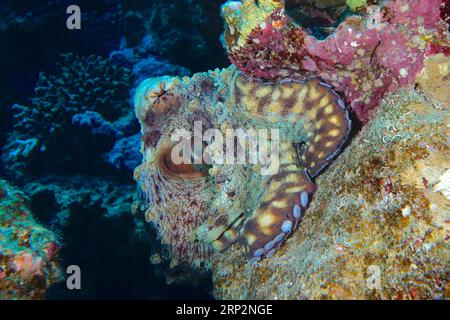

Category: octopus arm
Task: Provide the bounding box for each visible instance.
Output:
[233,73,351,260]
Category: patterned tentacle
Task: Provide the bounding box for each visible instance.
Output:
[298,80,352,177]
[239,143,316,261]
[211,214,246,253]
[234,74,351,176]
[234,73,350,260]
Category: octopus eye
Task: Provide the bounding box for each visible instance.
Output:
[158,140,211,180]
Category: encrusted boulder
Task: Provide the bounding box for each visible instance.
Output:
[211,54,450,300]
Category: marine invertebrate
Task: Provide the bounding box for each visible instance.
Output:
[232,74,351,258]
[133,66,350,269]
[0,0,124,154]
[233,74,350,176]
[0,179,62,299]
[221,0,449,122]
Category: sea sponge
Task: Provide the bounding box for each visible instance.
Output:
[221,0,449,122]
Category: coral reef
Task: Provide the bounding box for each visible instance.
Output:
[284,0,350,39]
[121,0,229,71]
[2,53,133,178]
[211,54,450,300]
[19,174,212,299]
[0,0,124,155]
[1,0,447,300]
[23,175,136,225]
[130,0,449,293]
[133,63,351,271]
[2,36,197,181]
[0,0,228,299]
[0,179,62,299]
[345,0,368,12]
[109,35,191,95]
[107,134,143,172]
[221,0,449,122]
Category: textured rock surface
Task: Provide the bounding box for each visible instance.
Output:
[211,54,450,300]
[416,53,450,106]
[0,179,62,299]
[0,0,124,156]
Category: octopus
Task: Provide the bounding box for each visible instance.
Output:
[133,66,351,270]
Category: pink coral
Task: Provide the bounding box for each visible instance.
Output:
[223,0,449,122]
[12,253,44,280]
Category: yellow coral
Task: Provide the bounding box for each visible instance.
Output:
[416,53,450,108]
[345,0,367,11]
[222,0,283,47]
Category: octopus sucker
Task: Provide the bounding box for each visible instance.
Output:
[134,67,350,270]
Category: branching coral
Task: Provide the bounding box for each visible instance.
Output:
[2,53,133,178]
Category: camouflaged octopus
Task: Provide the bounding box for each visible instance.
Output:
[133,66,351,270]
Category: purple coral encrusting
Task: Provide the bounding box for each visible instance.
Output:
[222,0,449,122]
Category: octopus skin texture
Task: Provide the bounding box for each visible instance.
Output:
[133,67,351,269]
